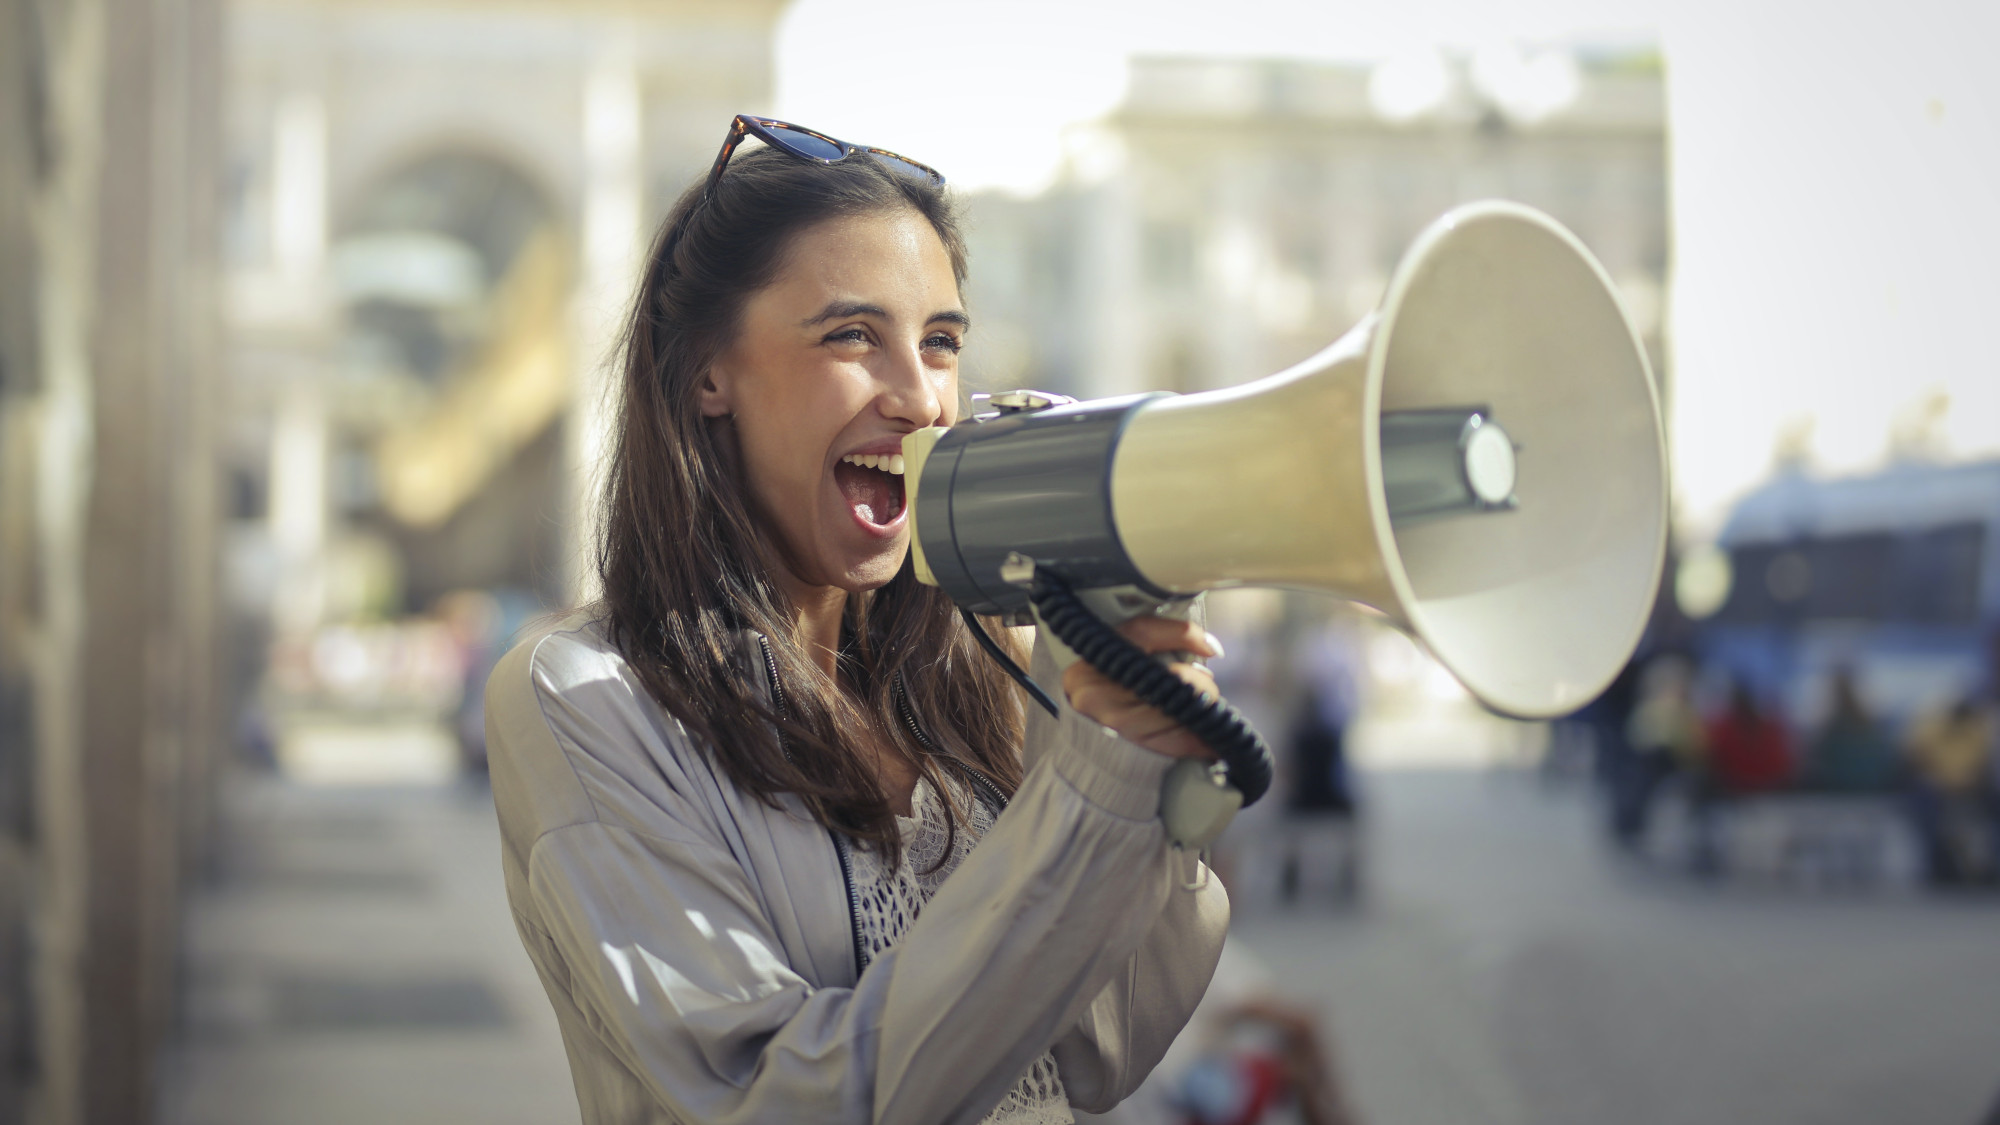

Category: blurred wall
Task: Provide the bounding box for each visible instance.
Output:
[0,0,225,1122]
[214,0,787,785]
[220,0,789,632]
[963,53,1666,402]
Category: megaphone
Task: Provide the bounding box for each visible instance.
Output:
[902,202,1667,823]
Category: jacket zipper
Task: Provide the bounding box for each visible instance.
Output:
[756,633,870,977]
[895,673,1010,815]
[756,631,788,729]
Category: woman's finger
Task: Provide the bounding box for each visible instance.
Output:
[1063,651,1218,706]
[1111,615,1224,660]
[1065,667,1212,723]
[1060,625,1224,760]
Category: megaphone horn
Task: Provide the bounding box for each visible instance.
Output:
[902,201,1668,809]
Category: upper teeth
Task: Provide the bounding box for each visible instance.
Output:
[841,453,907,475]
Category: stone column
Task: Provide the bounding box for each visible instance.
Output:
[566,34,643,607]
[0,0,222,1118]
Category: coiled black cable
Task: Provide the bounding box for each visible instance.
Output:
[1026,567,1274,807]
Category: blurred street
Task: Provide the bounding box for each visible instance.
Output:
[157,763,2000,1125]
[157,772,575,1125]
[1240,771,2000,1125]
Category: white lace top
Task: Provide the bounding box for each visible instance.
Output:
[848,775,1073,1125]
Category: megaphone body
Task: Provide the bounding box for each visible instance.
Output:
[904,201,1667,726]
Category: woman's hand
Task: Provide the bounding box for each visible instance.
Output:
[1060,616,1225,761]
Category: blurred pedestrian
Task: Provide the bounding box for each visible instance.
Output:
[435,588,504,771]
[1615,654,1703,849]
[1702,679,1794,795]
[1581,655,1645,783]
[1801,667,1898,793]
[1903,693,1996,885]
[1687,679,1793,874]
[1276,677,1363,903]
[485,131,1231,1123]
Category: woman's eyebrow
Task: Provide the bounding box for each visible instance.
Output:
[800,301,970,332]
[801,300,888,327]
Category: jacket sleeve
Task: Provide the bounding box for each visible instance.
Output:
[1046,863,1228,1112]
[1021,629,1232,1113]
[500,631,1227,1125]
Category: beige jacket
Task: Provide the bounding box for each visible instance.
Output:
[487,613,1229,1124]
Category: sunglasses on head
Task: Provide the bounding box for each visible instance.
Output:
[701,114,946,204]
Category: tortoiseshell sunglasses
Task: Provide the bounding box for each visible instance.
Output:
[701,114,946,203]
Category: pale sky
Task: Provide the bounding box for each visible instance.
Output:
[776,0,1662,194]
[1665,0,2000,533]
[778,0,2000,532]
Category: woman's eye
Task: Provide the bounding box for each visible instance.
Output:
[826,328,869,345]
[923,333,963,354]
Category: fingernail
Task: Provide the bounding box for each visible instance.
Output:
[1203,631,1226,659]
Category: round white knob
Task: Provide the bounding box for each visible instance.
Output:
[1463,420,1518,505]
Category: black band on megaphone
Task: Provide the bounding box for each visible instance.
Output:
[916,394,1171,615]
[1026,567,1275,807]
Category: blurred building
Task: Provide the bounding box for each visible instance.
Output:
[1,0,226,1120]
[219,0,784,777]
[1687,455,2000,725]
[2,0,788,1121]
[955,50,1669,776]
[963,51,1668,400]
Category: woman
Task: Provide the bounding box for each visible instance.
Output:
[487,117,1231,1125]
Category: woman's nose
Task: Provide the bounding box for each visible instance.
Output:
[876,344,945,427]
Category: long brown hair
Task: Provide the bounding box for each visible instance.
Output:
[597,146,1024,860]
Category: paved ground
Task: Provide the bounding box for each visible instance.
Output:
[157,778,578,1125]
[1235,770,2000,1125]
[157,766,2000,1125]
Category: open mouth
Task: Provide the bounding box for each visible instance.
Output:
[834,451,907,529]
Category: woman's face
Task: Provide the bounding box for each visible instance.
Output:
[704,206,963,595]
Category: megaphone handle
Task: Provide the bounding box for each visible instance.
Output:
[1027,568,1275,808]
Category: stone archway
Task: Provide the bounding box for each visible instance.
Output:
[328,150,572,612]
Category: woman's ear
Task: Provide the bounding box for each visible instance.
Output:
[698,362,734,418]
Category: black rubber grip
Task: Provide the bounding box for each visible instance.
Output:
[1027,569,1274,807]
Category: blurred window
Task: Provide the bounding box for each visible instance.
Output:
[1717,522,1985,625]
[1890,523,1985,623]
[1276,154,1324,200]
[333,445,378,514]
[228,464,267,521]
[1156,336,1200,394]
[1027,234,1067,297]
[1143,221,1195,293]
[1277,227,1323,281]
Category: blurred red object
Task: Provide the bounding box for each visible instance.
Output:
[1177,1051,1286,1125]
[1704,685,1793,793]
